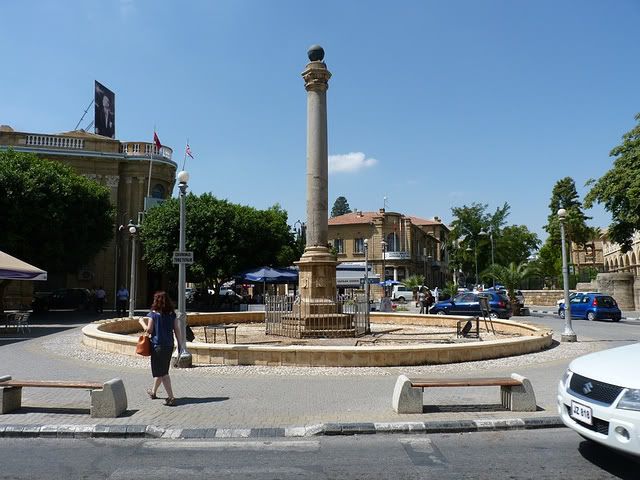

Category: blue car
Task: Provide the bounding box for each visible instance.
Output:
[558,293,621,322]
[430,291,512,319]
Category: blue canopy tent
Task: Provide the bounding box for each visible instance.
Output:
[240,266,298,283]
[237,266,298,299]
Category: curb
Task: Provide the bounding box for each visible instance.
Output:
[0,417,564,439]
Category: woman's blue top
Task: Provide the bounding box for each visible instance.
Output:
[148,311,176,347]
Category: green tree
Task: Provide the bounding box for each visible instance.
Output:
[530,242,562,288]
[448,202,510,284]
[538,177,593,286]
[403,274,424,301]
[140,193,296,294]
[483,262,536,315]
[0,149,113,311]
[330,196,352,217]
[585,113,640,253]
[496,225,540,266]
[544,177,592,248]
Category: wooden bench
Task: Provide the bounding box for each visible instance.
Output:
[0,375,128,418]
[392,374,536,414]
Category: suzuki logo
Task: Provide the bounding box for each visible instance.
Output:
[583,382,594,395]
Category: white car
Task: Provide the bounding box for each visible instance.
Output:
[557,342,640,456]
[219,288,242,299]
[391,285,414,303]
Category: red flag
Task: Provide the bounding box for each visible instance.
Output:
[153,131,162,150]
[185,144,194,159]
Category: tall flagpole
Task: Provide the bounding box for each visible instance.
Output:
[146,127,155,198]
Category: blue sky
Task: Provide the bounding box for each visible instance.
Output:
[1,0,638,241]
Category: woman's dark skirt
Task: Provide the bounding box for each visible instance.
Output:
[151,344,174,377]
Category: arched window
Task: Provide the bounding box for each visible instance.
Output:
[386,232,399,252]
[151,184,165,199]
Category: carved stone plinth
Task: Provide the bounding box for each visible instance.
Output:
[287,246,354,337]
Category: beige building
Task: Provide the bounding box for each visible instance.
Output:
[602,230,640,275]
[327,209,450,295]
[571,238,605,274]
[0,125,177,309]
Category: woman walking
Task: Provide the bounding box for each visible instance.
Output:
[138,291,181,406]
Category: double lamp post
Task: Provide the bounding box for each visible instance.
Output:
[126,170,193,367]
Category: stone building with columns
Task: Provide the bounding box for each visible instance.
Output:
[596,230,640,310]
[328,209,450,295]
[0,125,176,309]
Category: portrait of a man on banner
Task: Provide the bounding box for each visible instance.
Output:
[94,81,116,139]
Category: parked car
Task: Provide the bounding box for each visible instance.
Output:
[556,291,599,307]
[391,285,414,303]
[429,291,512,319]
[558,293,621,322]
[557,342,640,456]
[487,287,525,310]
[32,288,91,312]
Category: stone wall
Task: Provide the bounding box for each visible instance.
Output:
[596,272,635,310]
[521,290,564,306]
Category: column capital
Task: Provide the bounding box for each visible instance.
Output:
[302,62,332,92]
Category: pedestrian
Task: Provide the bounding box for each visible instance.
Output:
[433,286,440,304]
[418,288,426,314]
[116,285,129,317]
[425,290,435,313]
[95,286,106,313]
[138,291,181,406]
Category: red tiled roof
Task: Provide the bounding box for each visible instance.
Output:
[328,212,379,225]
[328,211,448,229]
[408,216,441,226]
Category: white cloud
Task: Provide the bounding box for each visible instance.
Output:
[328,152,377,174]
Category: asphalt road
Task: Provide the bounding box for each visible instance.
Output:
[525,311,640,345]
[0,428,637,479]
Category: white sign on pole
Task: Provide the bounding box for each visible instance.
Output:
[172,251,194,264]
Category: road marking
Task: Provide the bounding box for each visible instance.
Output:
[142,439,320,451]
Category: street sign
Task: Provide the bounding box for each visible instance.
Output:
[172,251,194,264]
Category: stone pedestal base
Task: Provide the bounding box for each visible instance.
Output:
[287,246,354,337]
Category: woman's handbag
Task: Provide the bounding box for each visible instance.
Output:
[136,333,151,356]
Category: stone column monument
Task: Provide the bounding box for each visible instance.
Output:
[291,45,353,337]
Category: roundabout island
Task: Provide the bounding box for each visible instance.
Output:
[82,311,553,367]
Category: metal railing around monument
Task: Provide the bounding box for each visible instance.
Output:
[265,295,368,338]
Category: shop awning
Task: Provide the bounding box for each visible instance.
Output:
[0,250,47,281]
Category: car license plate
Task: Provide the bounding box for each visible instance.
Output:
[571,400,593,425]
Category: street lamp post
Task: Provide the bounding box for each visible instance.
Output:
[466,242,478,287]
[558,208,577,342]
[479,229,495,287]
[175,170,192,367]
[381,240,387,297]
[364,239,370,333]
[127,220,139,318]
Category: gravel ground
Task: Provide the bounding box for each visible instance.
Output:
[40,324,600,377]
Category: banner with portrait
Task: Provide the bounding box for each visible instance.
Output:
[94,81,116,139]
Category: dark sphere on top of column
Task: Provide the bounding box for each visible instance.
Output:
[307,45,324,62]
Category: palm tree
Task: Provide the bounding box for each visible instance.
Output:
[403,274,424,302]
[482,262,536,315]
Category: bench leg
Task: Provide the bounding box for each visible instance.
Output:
[90,378,128,418]
[501,374,537,412]
[0,386,22,414]
[392,375,423,414]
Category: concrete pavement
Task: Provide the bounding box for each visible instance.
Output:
[0,310,638,439]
